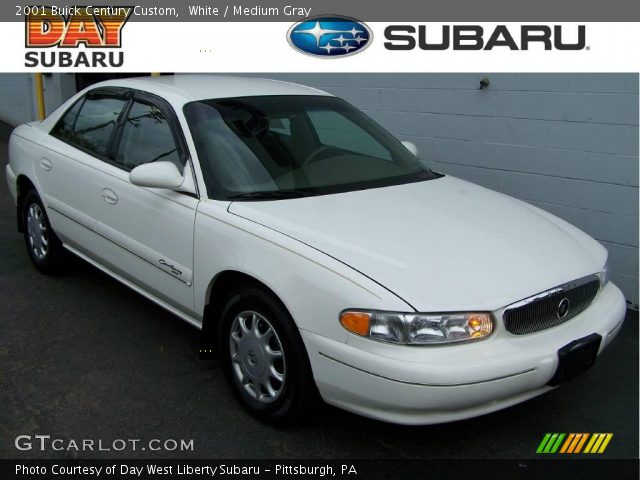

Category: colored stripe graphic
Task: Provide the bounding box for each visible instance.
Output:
[536,433,552,453]
[543,433,559,453]
[538,433,613,454]
[584,434,599,453]
[559,433,575,453]
[537,433,566,453]
[584,433,614,454]
[573,433,589,453]
[550,433,565,453]
[597,434,614,453]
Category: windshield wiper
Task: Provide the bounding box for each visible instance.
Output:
[227,190,313,201]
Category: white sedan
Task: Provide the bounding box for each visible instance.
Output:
[6,75,626,425]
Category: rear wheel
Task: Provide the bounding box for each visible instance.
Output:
[219,286,319,424]
[22,189,65,274]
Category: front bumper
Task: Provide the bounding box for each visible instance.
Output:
[302,281,626,425]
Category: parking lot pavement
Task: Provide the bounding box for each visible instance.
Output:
[0,122,637,460]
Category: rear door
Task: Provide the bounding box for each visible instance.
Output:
[35,89,129,252]
[91,91,199,316]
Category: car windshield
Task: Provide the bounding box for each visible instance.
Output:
[184,95,439,200]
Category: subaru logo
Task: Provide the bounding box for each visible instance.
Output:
[287,16,372,58]
[557,298,571,319]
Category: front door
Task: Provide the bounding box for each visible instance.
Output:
[92,93,199,316]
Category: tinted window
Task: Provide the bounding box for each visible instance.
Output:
[72,95,127,157]
[269,117,291,136]
[306,109,391,160]
[51,98,83,140]
[52,94,127,158]
[184,96,437,200]
[115,101,182,171]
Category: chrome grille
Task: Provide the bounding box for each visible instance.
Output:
[503,275,601,335]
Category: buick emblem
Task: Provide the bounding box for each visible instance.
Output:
[557,298,571,319]
[287,16,372,58]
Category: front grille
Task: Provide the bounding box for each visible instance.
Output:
[503,275,601,335]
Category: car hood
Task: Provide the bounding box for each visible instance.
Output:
[228,176,606,311]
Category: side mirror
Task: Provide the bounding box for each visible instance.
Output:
[129,161,184,190]
[401,141,418,157]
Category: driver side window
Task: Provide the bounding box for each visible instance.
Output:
[115,101,183,172]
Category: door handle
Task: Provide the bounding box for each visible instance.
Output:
[39,158,52,171]
[101,188,118,205]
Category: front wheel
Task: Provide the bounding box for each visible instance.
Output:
[219,286,319,424]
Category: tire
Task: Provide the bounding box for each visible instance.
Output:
[22,189,65,274]
[219,285,319,424]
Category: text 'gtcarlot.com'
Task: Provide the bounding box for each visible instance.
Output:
[14,435,194,452]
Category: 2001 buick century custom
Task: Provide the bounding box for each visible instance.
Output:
[6,75,626,425]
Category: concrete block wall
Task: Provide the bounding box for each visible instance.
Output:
[0,74,36,126]
[0,74,76,126]
[257,74,639,306]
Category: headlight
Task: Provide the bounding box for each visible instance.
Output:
[340,310,494,345]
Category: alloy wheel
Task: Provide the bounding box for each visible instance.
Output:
[26,203,49,261]
[229,310,286,404]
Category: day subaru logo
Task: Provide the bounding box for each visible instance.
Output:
[287,16,372,58]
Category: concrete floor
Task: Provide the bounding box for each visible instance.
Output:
[0,121,637,460]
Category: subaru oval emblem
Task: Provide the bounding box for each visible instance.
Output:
[287,16,372,58]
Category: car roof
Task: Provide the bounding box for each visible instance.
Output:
[89,74,331,104]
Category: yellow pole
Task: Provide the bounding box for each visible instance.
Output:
[150,72,161,77]
[34,73,46,120]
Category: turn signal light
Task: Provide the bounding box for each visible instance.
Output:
[467,313,494,338]
[340,311,371,336]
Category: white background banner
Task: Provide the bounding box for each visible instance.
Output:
[2,22,639,72]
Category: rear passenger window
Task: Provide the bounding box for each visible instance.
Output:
[51,98,83,140]
[72,95,127,157]
[51,92,127,158]
[115,101,182,171]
